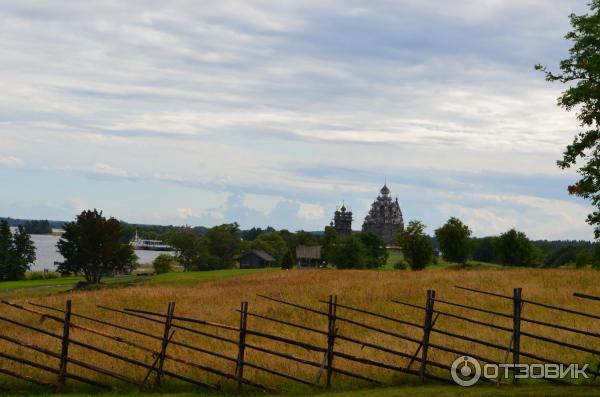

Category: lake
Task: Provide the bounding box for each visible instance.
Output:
[29,234,171,271]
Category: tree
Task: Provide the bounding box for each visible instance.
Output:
[536,2,600,238]
[0,222,36,281]
[251,232,288,265]
[206,223,241,269]
[321,226,338,265]
[10,226,36,279]
[358,232,388,269]
[153,254,177,274]
[57,210,137,284]
[167,228,218,271]
[496,229,536,267]
[23,220,52,234]
[395,220,432,270]
[471,237,500,264]
[329,235,366,269]
[281,250,294,270]
[435,217,472,263]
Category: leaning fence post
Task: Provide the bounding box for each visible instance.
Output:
[326,295,337,388]
[155,302,175,388]
[512,288,522,384]
[58,300,72,388]
[236,301,248,394]
[419,290,435,382]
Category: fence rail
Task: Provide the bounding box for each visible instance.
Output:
[0,286,598,392]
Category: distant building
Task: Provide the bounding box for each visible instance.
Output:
[239,250,276,269]
[362,184,404,245]
[330,204,353,237]
[296,245,322,268]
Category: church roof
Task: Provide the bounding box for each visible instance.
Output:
[380,184,390,195]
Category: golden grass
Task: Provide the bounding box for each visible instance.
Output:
[1,268,600,393]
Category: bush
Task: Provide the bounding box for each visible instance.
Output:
[153,254,177,274]
[394,259,408,270]
[26,271,44,280]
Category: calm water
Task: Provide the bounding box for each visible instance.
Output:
[29,234,170,271]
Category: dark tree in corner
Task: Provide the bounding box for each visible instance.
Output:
[536,1,600,237]
[57,209,136,284]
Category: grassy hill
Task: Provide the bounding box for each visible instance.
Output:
[0,267,599,394]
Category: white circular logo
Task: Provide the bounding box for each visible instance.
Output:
[451,356,481,386]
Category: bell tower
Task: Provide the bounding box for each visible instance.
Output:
[333,204,353,237]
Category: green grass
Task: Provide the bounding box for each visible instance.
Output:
[0,268,279,299]
[146,268,279,286]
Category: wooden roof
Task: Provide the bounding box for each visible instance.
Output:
[296,245,321,260]
[240,249,276,262]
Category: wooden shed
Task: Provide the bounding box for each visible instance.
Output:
[239,249,277,269]
[296,245,322,268]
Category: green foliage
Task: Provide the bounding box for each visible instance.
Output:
[328,232,387,269]
[153,254,178,274]
[536,1,600,238]
[435,217,472,263]
[594,243,600,269]
[57,210,137,284]
[496,229,537,267]
[251,232,288,265]
[0,222,36,281]
[25,271,60,280]
[471,237,500,264]
[358,232,388,269]
[23,220,52,234]
[321,226,338,265]
[167,229,219,271]
[205,223,242,269]
[395,220,432,270]
[393,259,408,270]
[281,250,294,270]
[575,250,592,268]
[241,226,276,241]
[329,235,366,269]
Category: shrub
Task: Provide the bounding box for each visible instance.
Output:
[26,271,44,280]
[153,254,177,274]
[394,260,408,270]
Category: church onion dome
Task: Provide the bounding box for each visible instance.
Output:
[340,205,346,212]
[380,184,390,196]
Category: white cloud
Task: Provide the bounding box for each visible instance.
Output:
[0,156,24,167]
[92,162,127,177]
[177,207,193,219]
[297,203,325,221]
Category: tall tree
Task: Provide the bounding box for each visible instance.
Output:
[206,223,241,269]
[395,220,432,271]
[496,228,536,267]
[0,222,36,281]
[251,232,288,265]
[358,231,388,269]
[57,210,136,284]
[536,1,600,237]
[167,228,218,271]
[10,226,36,280]
[435,217,472,263]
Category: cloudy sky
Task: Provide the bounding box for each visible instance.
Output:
[0,1,594,239]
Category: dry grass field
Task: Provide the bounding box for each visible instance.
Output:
[1,268,600,394]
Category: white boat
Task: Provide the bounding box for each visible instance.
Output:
[130,231,174,251]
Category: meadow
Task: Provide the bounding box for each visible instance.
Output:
[1,267,599,396]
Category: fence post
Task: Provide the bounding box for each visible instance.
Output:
[236,301,248,394]
[58,300,72,388]
[419,290,435,382]
[512,288,522,384]
[326,295,337,388]
[155,302,175,388]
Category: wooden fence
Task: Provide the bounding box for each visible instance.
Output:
[0,286,598,392]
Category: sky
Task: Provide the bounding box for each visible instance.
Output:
[0,0,595,240]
